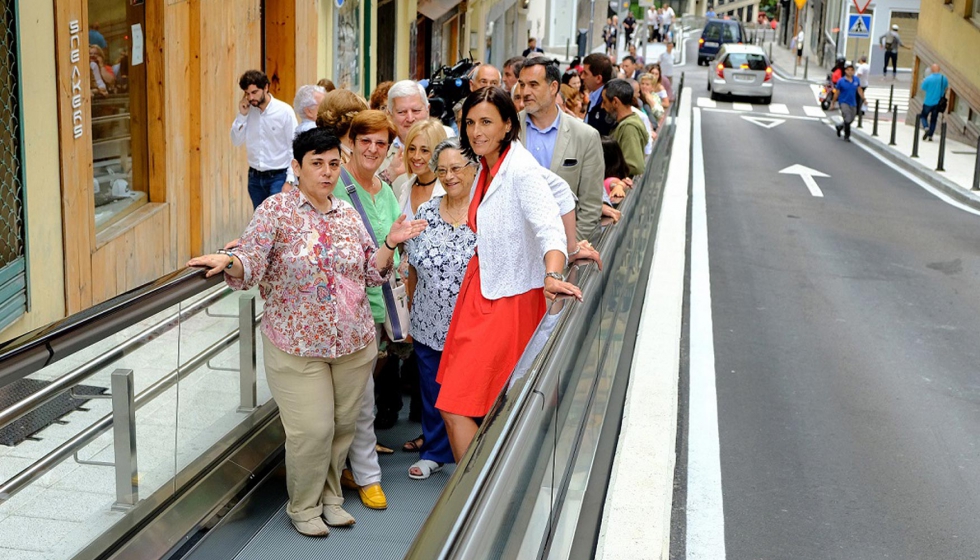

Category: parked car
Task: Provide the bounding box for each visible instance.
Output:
[707,44,774,104]
[697,19,746,66]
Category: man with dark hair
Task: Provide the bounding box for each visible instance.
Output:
[623,11,637,46]
[231,69,298,208]
[518,57,604,240]
[522,37,545,57]
[602,79,649,176]
[503,56,525,92]
[621,55,640,80]
[581,53,615,136]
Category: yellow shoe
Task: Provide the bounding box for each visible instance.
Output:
[358,482,388,510]
[340,469,358,490]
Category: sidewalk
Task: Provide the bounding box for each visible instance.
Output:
[763,32,913,91]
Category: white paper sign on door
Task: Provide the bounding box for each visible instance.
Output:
[131,23,144,66]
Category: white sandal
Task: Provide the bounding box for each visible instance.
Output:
[409,459,444,480]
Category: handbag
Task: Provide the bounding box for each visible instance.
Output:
[339,169,411,342]
[937,76,949,113]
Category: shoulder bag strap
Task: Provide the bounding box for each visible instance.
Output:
[340,169,406,338]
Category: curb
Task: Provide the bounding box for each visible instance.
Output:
[770,61,822,85]
[848,126,980,211]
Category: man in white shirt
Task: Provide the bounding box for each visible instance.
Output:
[646,6,658,42]
[661,5,675,41]
[855,55,870,112]
[658,42,675,86]
[230,70,297,208]
[292,84,326,135]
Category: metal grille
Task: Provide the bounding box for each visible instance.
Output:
[0,0,25,329]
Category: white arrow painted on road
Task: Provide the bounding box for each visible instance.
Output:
[779,164,829,197]
[741,116,786,129]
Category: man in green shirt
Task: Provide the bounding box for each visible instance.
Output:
[602,79,649,176]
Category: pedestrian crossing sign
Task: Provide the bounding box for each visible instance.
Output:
[847,14,871,38]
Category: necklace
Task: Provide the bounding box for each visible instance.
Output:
[443,200,468,227]
[416,175,438,187]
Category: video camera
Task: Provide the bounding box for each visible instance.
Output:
[425,58,477,126]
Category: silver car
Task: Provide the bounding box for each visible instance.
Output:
[707,45,774,104]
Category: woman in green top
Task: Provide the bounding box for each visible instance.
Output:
[333,109,401,512]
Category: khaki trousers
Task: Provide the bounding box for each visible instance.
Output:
[263,332,376,522]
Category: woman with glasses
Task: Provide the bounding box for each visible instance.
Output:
[403,138,478,479]
[332,109,401,512]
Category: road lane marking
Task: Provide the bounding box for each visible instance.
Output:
[742,116,786,129]
[702,107,820,121]
[779,164,829,197]
[688,107,728,560]
[769,103,790,114]
[732,102,753,111]
[803,105,827,117]
[697,97,718,108]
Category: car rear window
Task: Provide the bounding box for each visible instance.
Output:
[723,25,740,42]
[723,53,768,70]
[702,25,722,41]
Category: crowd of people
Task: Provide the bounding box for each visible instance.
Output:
[187,34,675,537]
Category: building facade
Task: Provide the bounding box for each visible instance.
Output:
[910,0,980,142]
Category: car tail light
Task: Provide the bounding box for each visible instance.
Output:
[764,66,773,82]
[699,38,704,46]
[716,63,725,79]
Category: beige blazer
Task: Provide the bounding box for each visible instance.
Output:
[519,109,605,241]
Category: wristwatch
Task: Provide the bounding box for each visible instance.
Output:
[545,271,565,283]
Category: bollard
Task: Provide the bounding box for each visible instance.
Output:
[888,84,894,112]
[872,100,880,137]
[858,106,863,129]
[912,117,920,158]
[889,105,898,146]
[936,119,947,172]
[804,57,809,81]
[973,136,980,191]
[768,41,773,61]
[566,38,570,61]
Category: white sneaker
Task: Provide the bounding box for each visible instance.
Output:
[292,516,329,537]
[322,504,356,527]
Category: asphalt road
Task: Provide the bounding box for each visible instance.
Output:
[677,32,980,560]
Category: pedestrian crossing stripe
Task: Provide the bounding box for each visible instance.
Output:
[769,104,790,114]
[732,102,753,112]
[803,106,827,117]
[697,97,717,108]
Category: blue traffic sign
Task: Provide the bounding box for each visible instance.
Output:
[847,14,872,39]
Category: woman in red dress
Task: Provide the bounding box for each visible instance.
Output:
[436,87,583,461]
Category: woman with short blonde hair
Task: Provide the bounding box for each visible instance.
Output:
[397,119,449,219]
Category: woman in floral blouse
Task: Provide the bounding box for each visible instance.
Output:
[188,128,426,538]
[403,138,478,480]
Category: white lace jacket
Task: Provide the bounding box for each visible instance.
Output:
[473,141,568,300]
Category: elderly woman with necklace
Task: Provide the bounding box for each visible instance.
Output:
[188,129,426,537]
[403,137,478,479]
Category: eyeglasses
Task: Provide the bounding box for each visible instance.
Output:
[435,163,475,178]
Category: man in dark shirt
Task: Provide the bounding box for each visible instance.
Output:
[833,62,863,142]
[581,53,616,136]
[522,37,545,57]
[623,12,637,46]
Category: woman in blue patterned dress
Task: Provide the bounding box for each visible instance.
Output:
[403,138,478,480]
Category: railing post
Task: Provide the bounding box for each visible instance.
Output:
[238,294,257,412]
[936,118,947,172]
[912,117,920,158]
[857,106,863,128]
[872,100,880,137]
[972,135,980,191]
[889,105,898,146]
[804,56,809,81]
[111,369,138,511]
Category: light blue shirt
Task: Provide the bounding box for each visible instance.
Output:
[589,86,604,112]
[920,73,948,107]
[525,109,561,169]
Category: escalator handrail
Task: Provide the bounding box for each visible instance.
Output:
[406,80,684,559]
[0,267,223,389]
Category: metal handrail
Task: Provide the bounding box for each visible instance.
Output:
[0,286,230,430]
[407,75,685,559]
[0,309,263,502]
[0,267,223,389]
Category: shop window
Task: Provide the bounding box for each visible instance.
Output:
[974,0,980,21]
[952,91,971,122]
[89,0,149,230]
[0,0,27,330]
[334,0,361,93]
[970,108,980,128]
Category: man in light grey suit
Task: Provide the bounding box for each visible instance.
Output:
[517,57,604,241]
